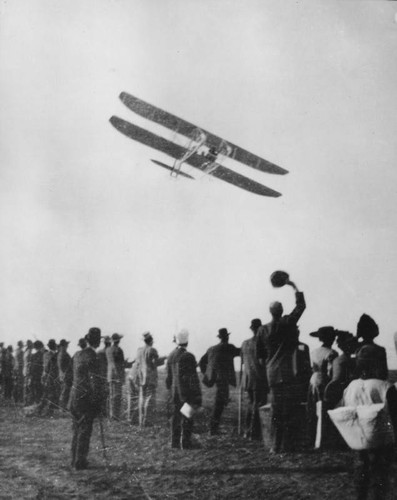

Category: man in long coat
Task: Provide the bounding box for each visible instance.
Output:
[69,327,104,470]
[57,339,73,410]
[106,333,125,420]
[241,319,268,440]
[256,279,306,452]
[38,339,59,416]
[166,329,202,449]
[23,340,34,406]
[30,341,44,404]
[13,340,24,403]
[200,328,240,435]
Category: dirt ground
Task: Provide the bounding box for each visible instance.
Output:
[0,373,396,500]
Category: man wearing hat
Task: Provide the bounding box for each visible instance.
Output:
[13,340,25,403]
[199,328,240,435]
[57,339,72,410]
[106,333,125,420]
[166,329,202,449]
[240,319,268,440]
[38,339,59,416]
[30,340,45,404]
[23,340,34,406]
[97,336,111,417]
[354,314,388,380]
[69,327,104,470]
[134,332,166,427]
[256,279,306,452]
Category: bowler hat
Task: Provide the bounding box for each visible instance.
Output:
[86,327,101,345]
[270,270,290,288]
[33,340,43,349]
[218,328,230,339]
[59,339,70,347]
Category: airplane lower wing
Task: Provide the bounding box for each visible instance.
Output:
[151,160,195,179]
[110,116,281,197]
[119,92,288,176]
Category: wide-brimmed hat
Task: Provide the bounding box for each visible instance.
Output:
[309,326,336,341]
[270,270,290,288]
[111,333,123,341]
[218,328,230,339]
[250,319,262,330]
[356,314,379,339]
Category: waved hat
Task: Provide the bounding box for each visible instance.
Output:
[59,339,70,347]
[250,318,262,330]
[111,333,123,341]
[309,326,336,340]
[270,270,290,288]
[218,328,230,339]
[47,339,57,350]
[176,329,189,345]
[356,314,379,339]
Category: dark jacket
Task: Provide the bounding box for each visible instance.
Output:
[355,342,388,380]
[166,347,201,407]
[57,348,72,384]
[69,347,103,416]
[256,291,306,387]
[199,342,240,388]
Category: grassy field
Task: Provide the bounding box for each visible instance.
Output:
[0,371,396,499]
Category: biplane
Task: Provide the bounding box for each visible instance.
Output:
[110,92,288,197]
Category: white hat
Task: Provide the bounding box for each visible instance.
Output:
[176,329,189,345]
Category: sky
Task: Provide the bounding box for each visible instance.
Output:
[1,0,397,367]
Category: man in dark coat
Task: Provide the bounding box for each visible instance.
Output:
[30,341,44,404]
[13,340,24,403]
[166,329,202,449]
[23,340,34,406]
[69,327,104,470]
[256,279,306,452]
[38,339,59,416]
[240,318,268,440]
[57,339,73,410]
[200,328,240,435]
[106,333,125,420]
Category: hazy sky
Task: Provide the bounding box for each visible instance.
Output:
[1,0,397,367]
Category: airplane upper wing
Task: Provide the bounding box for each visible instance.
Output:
[119,92,288,176]
[110,116,281,197]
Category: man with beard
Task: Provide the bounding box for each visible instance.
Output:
[69,327,104,470]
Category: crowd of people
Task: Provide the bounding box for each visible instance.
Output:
[0,275,396,498]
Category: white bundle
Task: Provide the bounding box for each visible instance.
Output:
[328,403,395,450]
